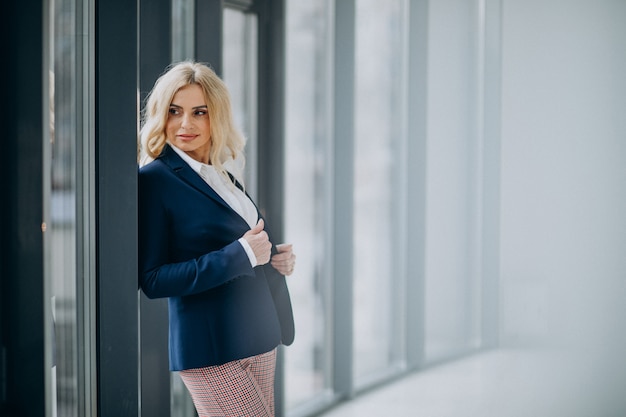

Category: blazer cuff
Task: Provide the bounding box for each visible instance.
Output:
[238,238,257,268]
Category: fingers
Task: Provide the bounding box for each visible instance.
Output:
[242,219,265,240]
[242,219,271,265]
[271,243,296,276]
[242,224,296,273]
[275,243,292,253]
[249,218,264,234]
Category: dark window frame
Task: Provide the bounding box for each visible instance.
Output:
[95,0,140,415]
[1,0,46,414]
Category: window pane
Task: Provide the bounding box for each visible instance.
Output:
[424,0,482,361]
[223,8,259,197]
[353,0,408,384]
[171,0,195,62]
[284,0,334,410]
[47,0,83,414]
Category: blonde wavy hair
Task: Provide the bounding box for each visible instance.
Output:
[139,61,246,179]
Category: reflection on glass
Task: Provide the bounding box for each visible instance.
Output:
[48,0,79,415]
[172,0,195,62]
[353,0,408,384]
[223,8,258,198]
[284,0,334,411]
[423,0,482,362]
[170,374,196,417]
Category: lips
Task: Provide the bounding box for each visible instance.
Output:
[178,134,197,141]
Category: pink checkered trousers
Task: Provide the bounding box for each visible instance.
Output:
[178,348,277,417]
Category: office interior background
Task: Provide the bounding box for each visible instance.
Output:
[2,0,625,416]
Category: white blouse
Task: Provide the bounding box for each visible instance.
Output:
[169,144,258,266]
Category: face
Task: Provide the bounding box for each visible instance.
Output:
[166,84,212,164]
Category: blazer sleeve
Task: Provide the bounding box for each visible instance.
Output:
[138,166,255,299]
[140,240,253,299]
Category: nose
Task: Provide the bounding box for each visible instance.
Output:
[180,112,192,128]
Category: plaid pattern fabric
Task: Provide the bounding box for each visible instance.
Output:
[179,349,277,417]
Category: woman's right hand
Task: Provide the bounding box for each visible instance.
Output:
[242,219,271,265]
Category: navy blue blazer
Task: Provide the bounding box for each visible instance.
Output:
[138,144,295,371]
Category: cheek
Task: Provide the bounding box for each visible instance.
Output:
[165,120,177,135]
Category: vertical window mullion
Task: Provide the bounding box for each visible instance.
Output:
[95,0,139,414]
[332,0,356,398]
[78,0,97,414]
[481,0,502,350]
[194,0,223,73]
[405,0,429,370]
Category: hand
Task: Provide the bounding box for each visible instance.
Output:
[242,219,272,265]
[271,243,296,276]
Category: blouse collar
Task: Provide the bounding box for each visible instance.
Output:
[168,142,206,174]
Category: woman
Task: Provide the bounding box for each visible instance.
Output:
[138,61,296,417]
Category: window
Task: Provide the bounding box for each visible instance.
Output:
[45,0,95,415]
[172,0,195,62]
[352,0,409,385]
[223,7,259,197]
[423,0,483,361]
[283,0,335,411]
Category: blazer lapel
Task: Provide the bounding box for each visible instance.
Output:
[158,144,234,213]
[227,171,264,219]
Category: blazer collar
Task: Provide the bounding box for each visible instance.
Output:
[157,144,233,212]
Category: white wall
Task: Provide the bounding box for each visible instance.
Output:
[499,0,626,410]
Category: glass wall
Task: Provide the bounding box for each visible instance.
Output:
[39,0,488,414]
[37,0,491,414]
[283,0,335,411]
[45,0,94,415]
[282,0,489,410]
[171,0,195,62]
[223,8,259,197]
[352,0,409,385]
[423,0,483,362]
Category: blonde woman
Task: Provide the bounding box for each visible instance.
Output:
[138,61,296,417]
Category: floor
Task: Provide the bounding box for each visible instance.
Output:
[317,348,626,417]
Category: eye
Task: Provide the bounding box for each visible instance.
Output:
[194,109,208,116]
[168,107,180,115]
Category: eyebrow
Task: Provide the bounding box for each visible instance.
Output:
[169,104,208,110]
